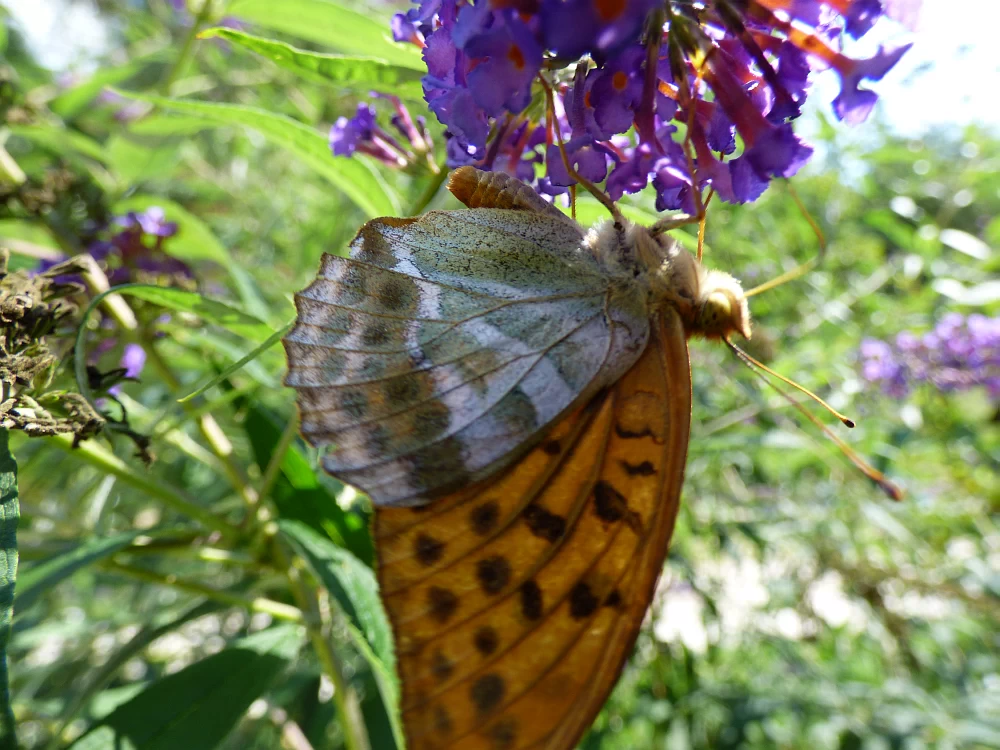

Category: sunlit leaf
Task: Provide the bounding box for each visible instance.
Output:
[200,28,423,97]
[14,528,156,612]
[227,0,424,70]
[115,91,399,217]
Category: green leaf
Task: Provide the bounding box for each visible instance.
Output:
[74,285,274,415]
[115,91,398,217]
[104,135,181,183]
[50,600,224,742]
[178,321,292,403]
[112,196,232,265]
[126,114,214,136]
[240,405,373,566]
[7,125,108,164]
[14,529,147,612]
[50,58,151,118]
[95,284,272,340]
[227,0,425,70]
[68,625,302,750]
[0,431,18,750]
[279,521,391,672]
[201,28,424,97]
[279,520,400,745]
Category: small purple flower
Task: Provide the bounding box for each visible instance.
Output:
[330,103,377,157]
[585,45,645,138]
[844,0,883,38]
[463,16,543,117]
[391,13,421,44]
[121,343,147,379]
[122,207,178,238]
[331,96,439,171]
[860,337,908,397]
[832,43,913,125]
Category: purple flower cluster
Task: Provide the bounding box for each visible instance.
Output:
[357,0,913,208]
[39,206,193,288]
[329,95,436,172]
[861,314,1000,399]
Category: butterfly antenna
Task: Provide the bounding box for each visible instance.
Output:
[724,337,903,501]
[538,73,624,224]
[725,338,854,427]
[744,181,826,298]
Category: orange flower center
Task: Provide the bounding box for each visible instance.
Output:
[594,0,625,23]
[612,71,628,91]
[507,43,526,70]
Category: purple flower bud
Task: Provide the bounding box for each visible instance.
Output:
[844,0,884,38]
[134,207,179,238]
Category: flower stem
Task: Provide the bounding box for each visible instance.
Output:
[104,561,303,622]
[47,432,236,537]
[273,539,371,750]
[160,0,215,95]
[78,262,260,513]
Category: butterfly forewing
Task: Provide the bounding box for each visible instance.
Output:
[374,313,691,750]
[283,209,649,507]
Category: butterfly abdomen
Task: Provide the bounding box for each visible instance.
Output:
[449,166,574,223]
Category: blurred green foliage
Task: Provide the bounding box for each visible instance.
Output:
[0,2,996,750]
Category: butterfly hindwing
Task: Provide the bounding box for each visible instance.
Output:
[284,208,650,507]
[374,311,692,750]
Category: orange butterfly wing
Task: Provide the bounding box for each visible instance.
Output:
[374,310,692,750]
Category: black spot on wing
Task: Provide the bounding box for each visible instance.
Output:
[414,533,445,566]
[476,556,511,595]
[520,580,543,621]
[469,500,499,536]
[474,626,499,656]
[428,586,458,623]
[431,650,454,682]
[569,581,598,620]
[522,504,566,542]
[593,480,643,532]
[620,459,657,476]
[470,674,505,715]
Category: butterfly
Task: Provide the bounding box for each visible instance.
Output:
[282,165,758,750]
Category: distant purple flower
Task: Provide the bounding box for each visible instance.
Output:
[35,206,193,289]
[330,97,436,171]
[118,207,178,238]
[862,314,1000,399]
[121,343,147,379]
